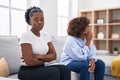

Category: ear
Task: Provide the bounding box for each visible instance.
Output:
[29,20,31,25]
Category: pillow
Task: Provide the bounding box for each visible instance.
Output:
[96,50,109,55]
[0,57,9,77]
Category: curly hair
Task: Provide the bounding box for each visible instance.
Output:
[25,6,43,25]
[67,16,90,38]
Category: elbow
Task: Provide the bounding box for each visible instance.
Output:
[25,62,34,66]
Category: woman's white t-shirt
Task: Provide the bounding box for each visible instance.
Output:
[19,30,51,54]
[19,30,51,66]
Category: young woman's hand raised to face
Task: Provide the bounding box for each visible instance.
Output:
[85,26,92,47]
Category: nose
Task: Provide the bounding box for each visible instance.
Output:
[38,20,42,23]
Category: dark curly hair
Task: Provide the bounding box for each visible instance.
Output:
[25,6,43,25]
[67,16,90,38]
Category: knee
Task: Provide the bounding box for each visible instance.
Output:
[96,59,105,69]
[50,67,60,76]
[82,62,89,69]
[58,65,71,73]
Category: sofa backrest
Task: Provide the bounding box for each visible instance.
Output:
[0,36,21,75]
[51,36,67,62]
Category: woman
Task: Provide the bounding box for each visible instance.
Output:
[18,6,71,80]
[60,16,105,80]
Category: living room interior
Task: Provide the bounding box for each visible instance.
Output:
[0,0,120,80]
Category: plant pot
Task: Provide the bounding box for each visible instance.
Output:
[114,51,118,54]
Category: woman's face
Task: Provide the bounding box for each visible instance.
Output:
[30,12,44,31]
[83,25,90,34]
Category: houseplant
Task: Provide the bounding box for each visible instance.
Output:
[113,47,118,54]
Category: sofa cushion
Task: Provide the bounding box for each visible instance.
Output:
[0,57,9,77]
[0,36,21,75]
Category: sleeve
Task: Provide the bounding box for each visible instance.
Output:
[19,33,31,45]
[63,39,89,61]
[88,41,97,61]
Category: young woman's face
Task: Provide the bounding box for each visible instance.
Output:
[83,25,90,34]
[30,12,44,31]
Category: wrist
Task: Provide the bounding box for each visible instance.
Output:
[90,58,95,63]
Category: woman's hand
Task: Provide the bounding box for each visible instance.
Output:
[86,31,92,47]
[88,59,96,72]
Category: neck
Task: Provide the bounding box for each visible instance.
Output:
[31,29,40,37]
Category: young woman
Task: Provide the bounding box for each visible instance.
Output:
[60,16,105,80]
[18,6,71,80]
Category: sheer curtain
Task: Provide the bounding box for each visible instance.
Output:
[57,0,78,36]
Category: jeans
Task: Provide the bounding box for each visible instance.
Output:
[67,59,105,80]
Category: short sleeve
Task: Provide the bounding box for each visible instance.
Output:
[19,33,31,45]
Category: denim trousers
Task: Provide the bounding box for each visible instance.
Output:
[67,59,105,80]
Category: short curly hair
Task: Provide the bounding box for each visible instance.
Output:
[67,16,90,38]
[25,6,43,25]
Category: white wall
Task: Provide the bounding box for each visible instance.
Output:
[39,0,57,36]
[79,0,120,10]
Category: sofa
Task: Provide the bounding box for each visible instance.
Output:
[0,36,118,80]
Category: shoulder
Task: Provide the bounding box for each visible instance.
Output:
[65,36,77,44]
[66,36,77,42]
[20,30,31,39]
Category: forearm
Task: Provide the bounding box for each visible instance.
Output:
[24,57,45,66]
[40,54,56,62]
[34,53,56,62]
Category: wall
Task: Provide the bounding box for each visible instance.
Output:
[78,0,120,10]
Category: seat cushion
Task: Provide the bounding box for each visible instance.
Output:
[0,36,21,75]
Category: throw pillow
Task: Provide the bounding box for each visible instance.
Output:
[0,57,9,77]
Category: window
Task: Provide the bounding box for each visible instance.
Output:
[0,7,9,35]
[0,0,9,6]
[11,10,27,37]
[57,0,69,36]
[57,0,78,36]
[0,0,27,37]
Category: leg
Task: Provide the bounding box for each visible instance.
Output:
[18,65,60,80]
[50,65,71,80]
[67,60,90,80]
[94,59,105,80]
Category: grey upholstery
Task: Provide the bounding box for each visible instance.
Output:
[0,36,21,75]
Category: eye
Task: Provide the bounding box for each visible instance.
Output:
[34,17,44,22]
[41,17,44,22]
[34,17,39,22]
